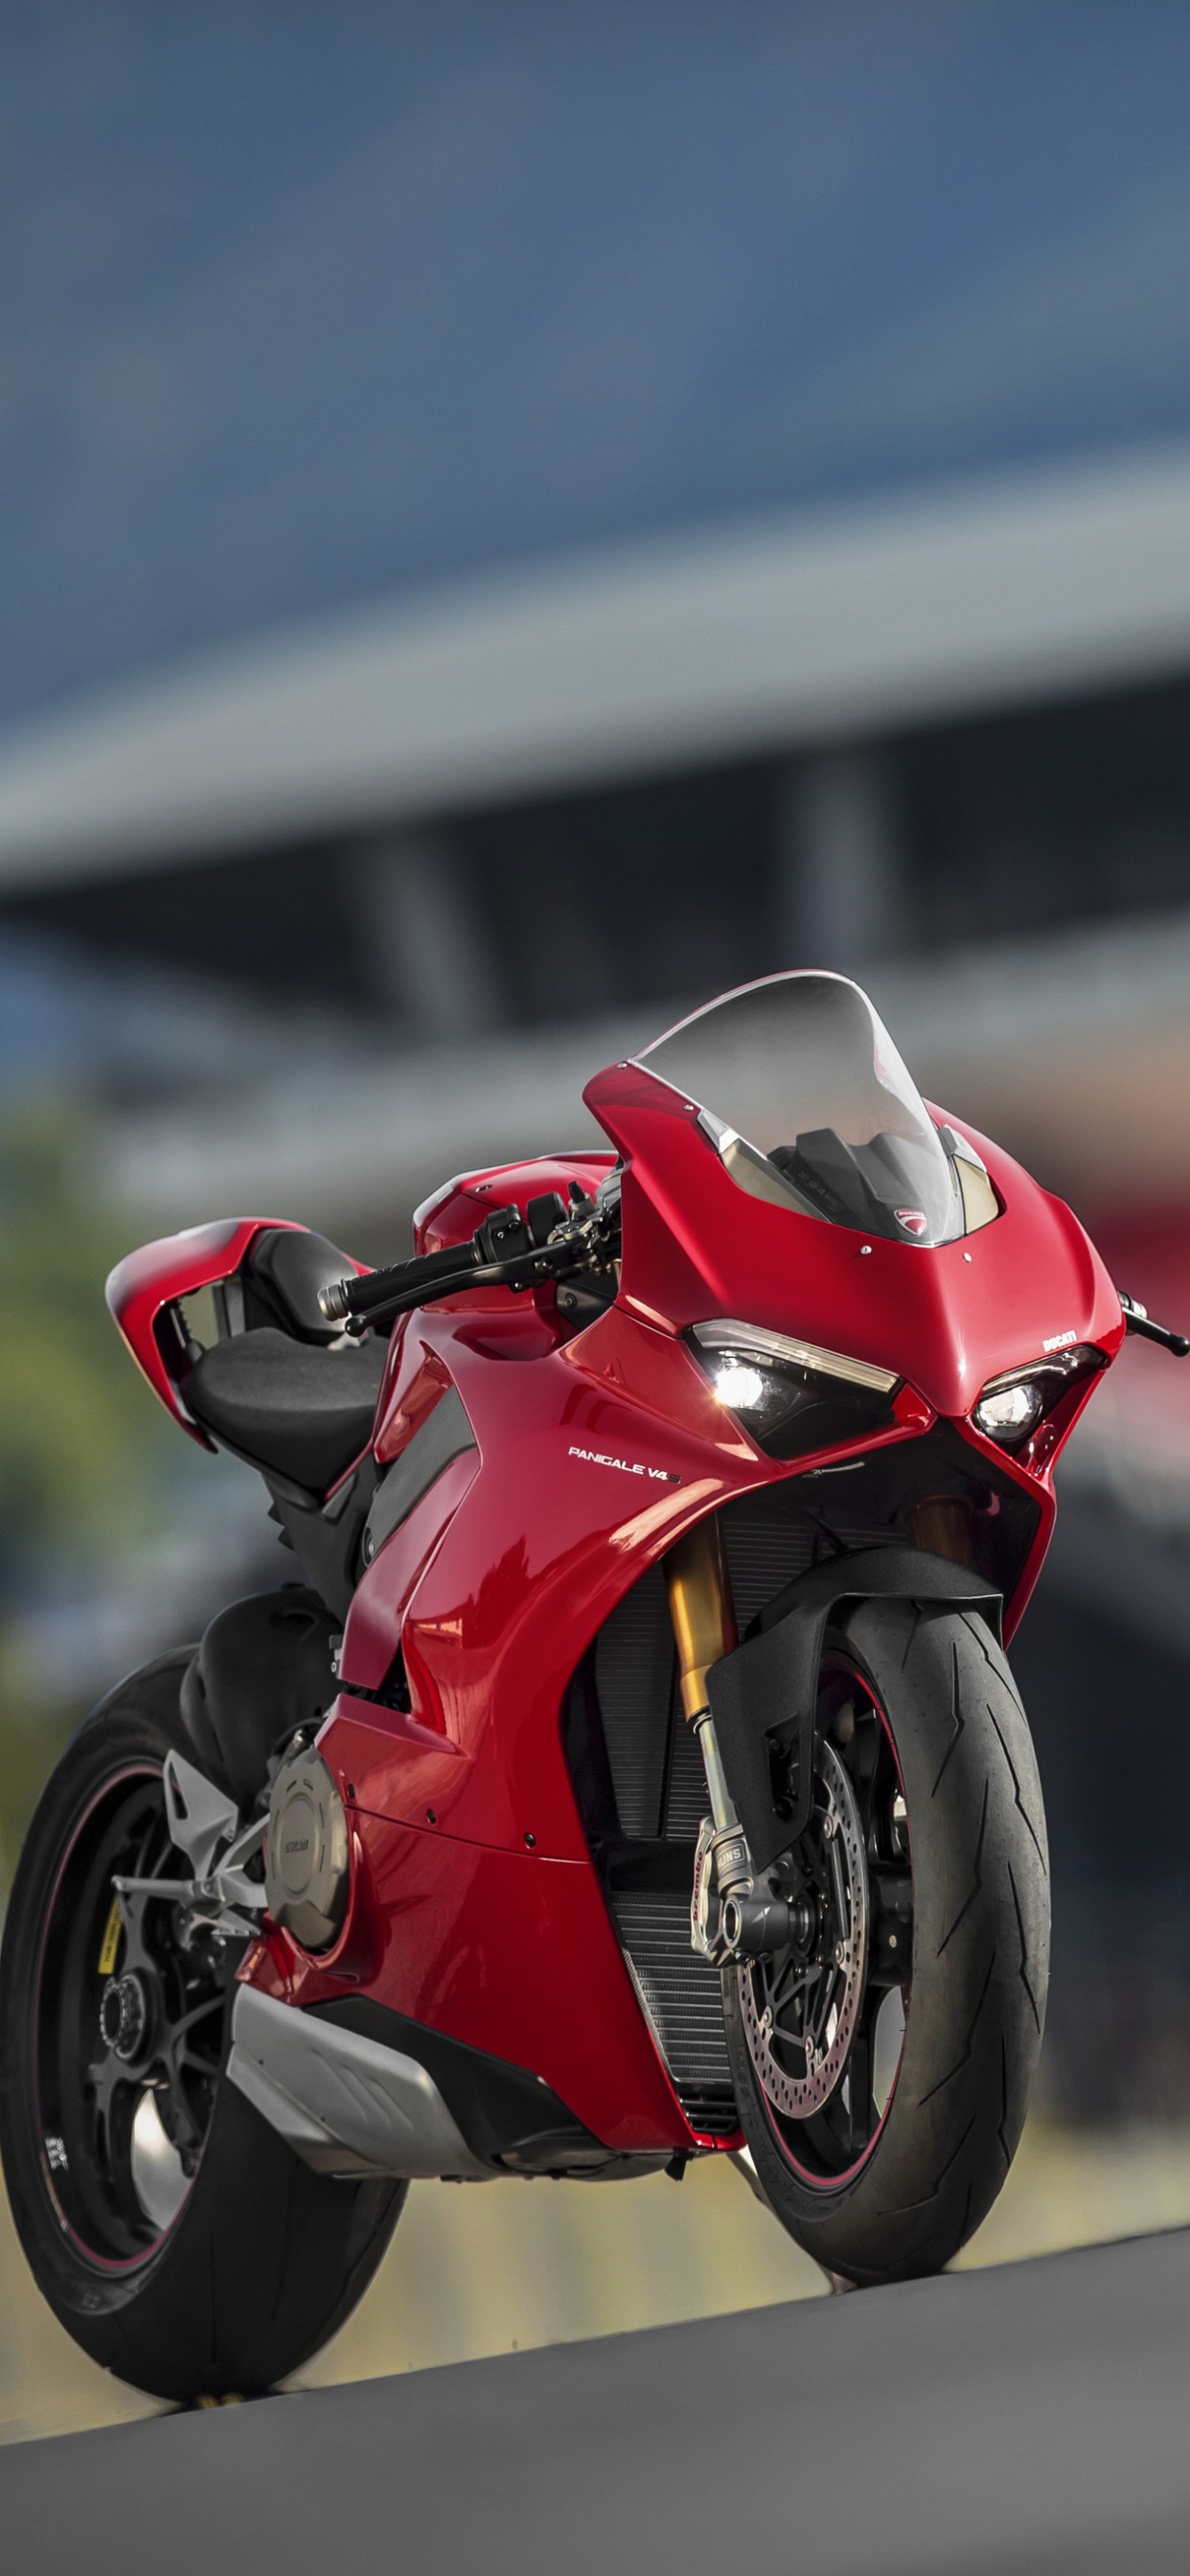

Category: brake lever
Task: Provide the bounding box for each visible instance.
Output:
[320,1188,621,1329]
[1119,1293,1190,1356]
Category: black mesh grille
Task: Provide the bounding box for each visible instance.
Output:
[721,1503,817,1625]
[595,1566,674,1838]
[584,1490,891,2140]
[720,1491,892,1628]
[662,1715,708,1840]
[612,1890,735,2130]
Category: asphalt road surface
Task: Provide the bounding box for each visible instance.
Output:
[7,2224,1190,2575]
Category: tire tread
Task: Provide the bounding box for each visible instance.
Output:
[722,1598,1050,2285]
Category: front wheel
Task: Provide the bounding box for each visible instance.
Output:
[722,1598,1049,2284]
[0,1652,405,2401]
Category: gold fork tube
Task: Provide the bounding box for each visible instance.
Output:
[665,1517,738,1831]
[665,1514,736,1718]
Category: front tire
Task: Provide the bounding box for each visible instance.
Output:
[723,1599,1049,2284]
[0,1651,405,2401]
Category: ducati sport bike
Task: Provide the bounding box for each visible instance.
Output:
[1,971,1182,2400]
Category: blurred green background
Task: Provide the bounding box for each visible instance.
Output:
[0,1100,266,1900]
[0,1102,167,1888]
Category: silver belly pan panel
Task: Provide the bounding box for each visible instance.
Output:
[227,1985,492,2180]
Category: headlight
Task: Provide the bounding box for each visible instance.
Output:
[690,1321,900,1460]
[707,1358,771,1415]
[972,1346,1102,1452]
[973,1382,1044,1441]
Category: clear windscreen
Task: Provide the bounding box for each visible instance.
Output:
[635,973,996,1246]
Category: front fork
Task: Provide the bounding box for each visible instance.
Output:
[664,1518,760,1964]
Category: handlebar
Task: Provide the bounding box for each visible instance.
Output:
[319,1184,620,1329]
[324,1239,1189,1358]
[320,1234,488,1325]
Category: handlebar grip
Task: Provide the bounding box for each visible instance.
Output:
[319,1237,483,1324]
[318,1276,355,1322]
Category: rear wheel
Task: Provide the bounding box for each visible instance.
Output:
[0,1652,405,2401]
[722,1599,1049,2284]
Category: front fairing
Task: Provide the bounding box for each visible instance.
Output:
[583,1058,1125,1425]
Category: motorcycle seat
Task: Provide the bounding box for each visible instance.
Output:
[184,1327,387,1494]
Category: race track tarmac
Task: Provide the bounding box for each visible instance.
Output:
[6,2223,1190,2576]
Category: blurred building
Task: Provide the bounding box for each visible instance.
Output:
[5,3,1190,2110]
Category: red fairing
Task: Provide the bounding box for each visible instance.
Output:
[224,1037,1127,2158]
[271,1814,693,2154]
[105,1219,305,1445]
[413,1152,617,1260]
[584,1061,1125,1417]
[338,1300,769,1851]
[285,1299,774,2147]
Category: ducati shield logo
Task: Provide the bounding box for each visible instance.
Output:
[568,1444,680,1485]
[894,1208,928,1236]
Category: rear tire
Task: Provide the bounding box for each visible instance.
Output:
[723,1599,1049,2285]
[0,1651,405,2401]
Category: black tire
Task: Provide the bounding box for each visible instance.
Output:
[723,1599,1049,2285]
[0,1650,405,2402]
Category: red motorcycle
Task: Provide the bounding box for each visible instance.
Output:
[1,972,1180,2400]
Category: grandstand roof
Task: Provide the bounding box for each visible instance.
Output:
[4,444,1190,886]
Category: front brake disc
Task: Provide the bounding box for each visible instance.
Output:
[737,1738,869,2120]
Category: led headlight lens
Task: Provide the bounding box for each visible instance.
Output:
[973,1381,1044,1441]
[709,1359,769,1414]
[702,1348,799,1441]
[973,1346,1102,1453]
[690,1320,900,1460]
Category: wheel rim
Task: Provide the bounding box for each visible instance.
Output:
[34,1763,236,2268]
[734,1654,911,2186]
